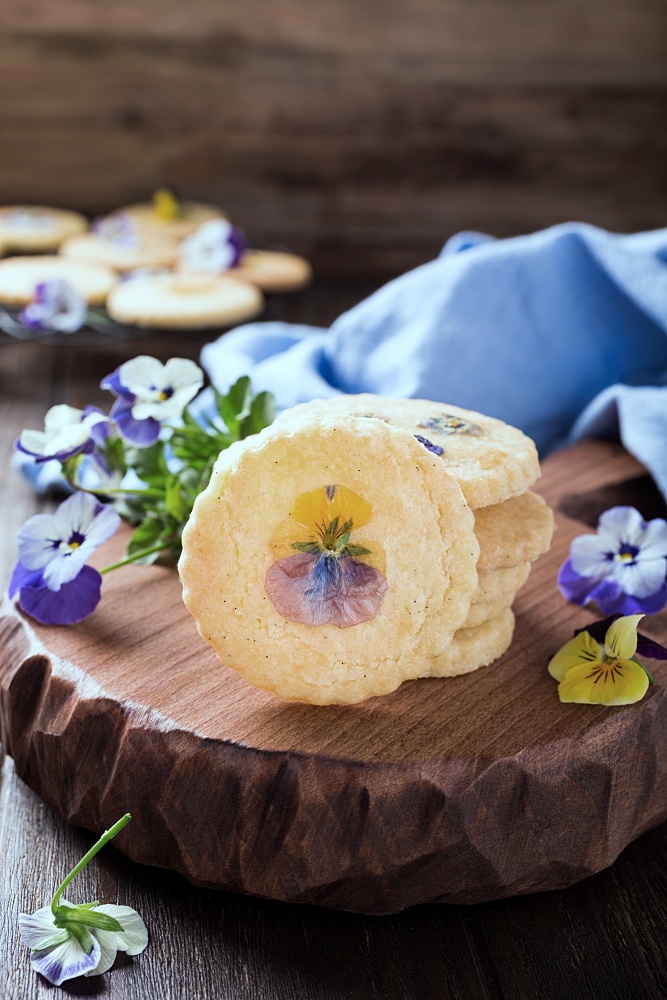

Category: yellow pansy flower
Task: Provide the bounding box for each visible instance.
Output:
[548,614,650,706]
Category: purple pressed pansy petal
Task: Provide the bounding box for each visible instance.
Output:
[83,405,111,444]
[414,434,444,456]
[265,551,387,628]
[18,565,103,625]
[111,399,161,446]
[227,226,247,268]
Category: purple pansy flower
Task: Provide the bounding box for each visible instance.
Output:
[558,506,667,616]
[19,280,86,333]
[9,491,120,625]
[179,219,246,274]
[16,404,109,464]
[101,356,204,447]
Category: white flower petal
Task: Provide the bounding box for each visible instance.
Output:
[30,931,101,987]
[18,905,62,949]
[41,547,89,589]
[162,357,204,392]
[18,429,49,455]
[613,558,667,598]
[81,504,121,551]
[569,534,612,578]
[597,506,645,549]
[43,424,93,458]
[95,904,149,956]
[637,518,667,560]
[44,404,85,436]
[87,928,119,976]
[17,513,61,570]
[119,356,166,397]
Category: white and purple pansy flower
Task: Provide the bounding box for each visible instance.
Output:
[558,506,667,616]
[101,356,204,446]
[9,491,120,625]
[19,899,148,986]
[179,219,246,275]
[19,280,87,334]
[16,404,109,464]
[19,813,148,987]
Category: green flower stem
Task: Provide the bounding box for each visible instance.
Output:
[64,474,164,500]
[50,814,131,916]
[100,543,173,574]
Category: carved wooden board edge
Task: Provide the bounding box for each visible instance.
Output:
[2,591,667,915]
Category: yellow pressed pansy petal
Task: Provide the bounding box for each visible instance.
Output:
[558,657,649,707]
[289,485,372,533]
[604,614,643,661]
[153,188,180,221]
[548,630,602,682]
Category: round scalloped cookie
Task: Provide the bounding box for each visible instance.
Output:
[0,256,117,306]
[463,592,517,629]
[107,273,263,330]
[425,609,515,678]
[60,233,179,272]
[0,206,88,253]
[234,250,313,293]
[474,490,554,571]
[179,415,479,704]
[276,395,541,508]
[118,200,226,240]
[474,562,531,605]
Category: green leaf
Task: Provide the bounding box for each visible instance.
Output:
[124,443,168,488]
[240,391,277,438]
[341,544,372,557]
[128,517,165,562]
[62,906,125,933]
[292,541,320,553]
[336,533,351,548]
[631,655,654,684]
[65,921,95,955]
[165,475,187,521]
[216,376,252,435]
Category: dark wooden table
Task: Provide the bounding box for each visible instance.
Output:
[2,281,667,999]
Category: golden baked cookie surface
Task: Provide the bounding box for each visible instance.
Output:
[277,395,541,508]
[0,255,117,305]
[179,416,479,704]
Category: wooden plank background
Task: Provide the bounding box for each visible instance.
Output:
[0,1,666,275]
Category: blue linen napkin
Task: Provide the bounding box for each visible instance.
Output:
[201,222,667,495]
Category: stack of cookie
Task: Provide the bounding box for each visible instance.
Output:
[0,194,312,331]
[179,397,553,705]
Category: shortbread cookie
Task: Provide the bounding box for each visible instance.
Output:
[107,273,263,330]
[463,594,516,629]
[475,562,531,605]
[235,250,313,293]
[119,198,225,240]
[0,256,117,306]
[475,490,554,571]
[277,396,540,508]
[0,206,88,253]
[179,415,479,704]
[426,609,515,678]
[60,232,178,272]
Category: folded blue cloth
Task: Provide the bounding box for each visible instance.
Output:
[201,222,667,492]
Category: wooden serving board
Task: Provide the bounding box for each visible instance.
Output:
[2,440,667,915]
